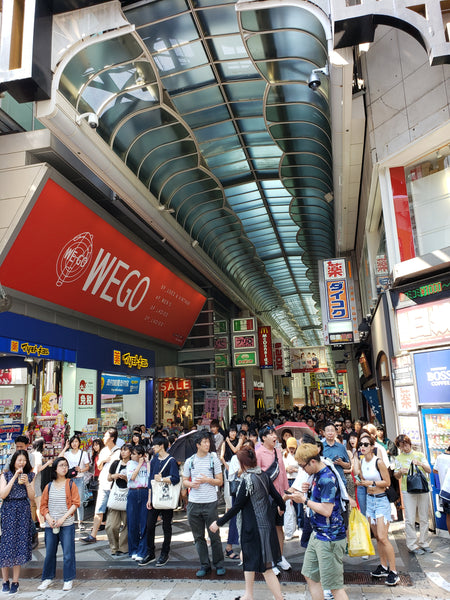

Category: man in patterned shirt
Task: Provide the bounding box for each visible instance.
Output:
[290,443,349,600]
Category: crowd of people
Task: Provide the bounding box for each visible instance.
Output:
[0,405,448,599]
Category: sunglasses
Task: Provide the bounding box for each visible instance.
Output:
[358,442,371,448]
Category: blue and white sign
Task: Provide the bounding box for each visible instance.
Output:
[101,374,140,395]
[414,349,450,404]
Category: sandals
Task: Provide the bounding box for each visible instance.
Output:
[226,550,240,559]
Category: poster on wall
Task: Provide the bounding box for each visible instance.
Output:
[77,370,96,409]
[414,348,450,404]
[394,385,417,414]
[290,346,328,373]
[398,415,422,448]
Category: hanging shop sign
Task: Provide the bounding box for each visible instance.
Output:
[258,326,273,368]
[272,338,286,375]
[240,368,247,409]
[215,353,229,368]
[101,373,140,395]
[0,424,24,441]
[414,348,450,404]
[394,385,418,414]
[214,320,228,334]
[234,351,258,367]
[318,258,359,345]
[233,334,256,350]
[232,318,255,332]
[0,179,206,347]
[290,346,328,373]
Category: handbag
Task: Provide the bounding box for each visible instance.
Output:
[107,462,128,511]
[67,451,83,479]
[265,449,280,482]
[348,508,375,557]
[151,456,181,510]
[406,462,429,494]
[229,477,241,497]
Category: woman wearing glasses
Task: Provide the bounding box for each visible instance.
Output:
[354,434,399,586]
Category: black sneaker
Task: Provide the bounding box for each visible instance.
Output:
[156,553,169,566]
[371,564,389,578]
[385,571,400,586]
[138,553,156,566]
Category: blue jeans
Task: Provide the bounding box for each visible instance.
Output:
[126,488,148,558]
[42,524,76,582]
[357,485,367,516]
[73,478,85,522]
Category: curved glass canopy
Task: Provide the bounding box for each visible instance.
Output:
[58,0,334,345]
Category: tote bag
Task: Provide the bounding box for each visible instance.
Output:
[406,463,429,494]
[151,457,181,510]
[107,463,128,511]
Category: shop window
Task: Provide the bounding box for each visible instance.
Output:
[405,148,450,255]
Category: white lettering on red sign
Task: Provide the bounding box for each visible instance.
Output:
[160,379,191,392]
[82,247,150,312]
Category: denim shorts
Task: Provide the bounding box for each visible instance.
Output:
[366,493,392,524]
[95,488,110,514]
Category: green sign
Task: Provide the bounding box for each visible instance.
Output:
[234,351,257,367]
[215,353,229,367]
[214,320,228,334]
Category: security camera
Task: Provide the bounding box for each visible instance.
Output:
[308,65,329,91]
[76,112,99,129]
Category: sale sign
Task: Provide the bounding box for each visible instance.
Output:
[0,179,206,347]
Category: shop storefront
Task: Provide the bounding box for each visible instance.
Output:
[158,378,193,429]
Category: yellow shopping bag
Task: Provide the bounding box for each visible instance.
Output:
[348,508,375,557]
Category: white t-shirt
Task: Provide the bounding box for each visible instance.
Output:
[98,445,120,490]
[126,460,149,488]
[292,466,312,490]
[64,449,90,479]
[434,452,450,488]
[183,452,222,503]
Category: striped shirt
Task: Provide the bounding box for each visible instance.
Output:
[46,483,74,527]
[183,453,222,503]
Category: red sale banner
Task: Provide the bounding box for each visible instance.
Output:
[0,179,206,347]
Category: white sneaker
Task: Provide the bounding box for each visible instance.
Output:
[323,590,334,600]
[272,565,280,576]
[62,581,73,591]
[278,556,292,571]
[37,580,52,591]
[134,556,143,561]
[131,554,138,559]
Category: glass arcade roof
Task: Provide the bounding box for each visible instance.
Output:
[59,0,334,345]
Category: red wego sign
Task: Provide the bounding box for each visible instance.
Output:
[0,179,206,347]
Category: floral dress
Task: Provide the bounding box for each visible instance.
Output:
[0,471,35,567]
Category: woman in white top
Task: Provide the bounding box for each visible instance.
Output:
[60,436,89,529]
[354,433,398,586]
[32,438,53,528]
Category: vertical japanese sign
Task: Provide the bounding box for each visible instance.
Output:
[272,338,286,375]
[319,258,359,345]
[240,368,247,409]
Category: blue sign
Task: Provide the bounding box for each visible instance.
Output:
[101,374,140,395]
[362,389,383,423]
[414,349,450,404]
[0,335,76,363]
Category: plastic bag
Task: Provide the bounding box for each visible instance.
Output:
[284,499,297,540]
[348,508,375,557]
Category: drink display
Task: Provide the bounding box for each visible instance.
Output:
[424,413,450,463]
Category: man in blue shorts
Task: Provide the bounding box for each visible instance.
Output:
[291,443,349,600]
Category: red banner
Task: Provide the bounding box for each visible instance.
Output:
[0,179,206,347]
[258,326,273,368]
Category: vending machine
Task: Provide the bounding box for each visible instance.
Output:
[421,408,450,531]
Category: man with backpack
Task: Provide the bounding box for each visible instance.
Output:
[182,430,225,577]
[291,443,349,600]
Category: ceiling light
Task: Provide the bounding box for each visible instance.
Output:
[191,240,199,248]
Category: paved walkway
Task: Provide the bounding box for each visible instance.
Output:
[17,510,450,599]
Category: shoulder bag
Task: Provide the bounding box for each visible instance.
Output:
[406,462,429,494]
[67,451,83,479]
[107,462,128,511]
[265,449,280,481]
[151,456,181,510]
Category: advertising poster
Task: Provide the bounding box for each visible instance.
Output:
[398,415,422,448]
[290,346,328,373]
[233,335,256,350]
[234,351,258,367]
[414,348,450,404]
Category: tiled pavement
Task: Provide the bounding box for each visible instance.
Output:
[16,511,450,599]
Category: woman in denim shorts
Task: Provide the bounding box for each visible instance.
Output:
[354,433,399,586]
